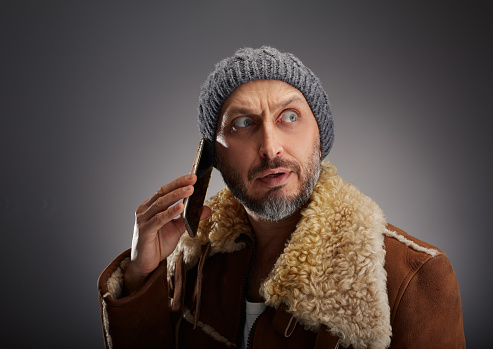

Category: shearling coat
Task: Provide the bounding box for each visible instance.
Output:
[98,162,465,348]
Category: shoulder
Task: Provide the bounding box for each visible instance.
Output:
[384,223,442,262]
[383,223,452,286]
[383,225,465,346]
[383,224,458,316]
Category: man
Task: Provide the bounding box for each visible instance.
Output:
[98,46,465,348]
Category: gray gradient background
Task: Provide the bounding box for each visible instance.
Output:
[1,1,491,347]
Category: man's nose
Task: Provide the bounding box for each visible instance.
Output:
[258,124,284,159]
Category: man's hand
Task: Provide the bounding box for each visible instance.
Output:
[124,174,211,295]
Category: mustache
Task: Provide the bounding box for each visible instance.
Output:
[247,157,301,182]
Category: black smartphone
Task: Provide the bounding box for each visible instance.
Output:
[182,138,213,237]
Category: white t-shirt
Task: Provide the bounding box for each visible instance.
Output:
[239,300,266,349]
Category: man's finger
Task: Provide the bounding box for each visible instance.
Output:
[138,174,196,213]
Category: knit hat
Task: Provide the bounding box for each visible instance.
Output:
[198,46,334,159]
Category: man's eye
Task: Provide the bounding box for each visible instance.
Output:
[233,117,253,128]
[281,111,298,123]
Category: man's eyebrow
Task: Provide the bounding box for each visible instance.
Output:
[277,95,305,109]
[223,106,253,117]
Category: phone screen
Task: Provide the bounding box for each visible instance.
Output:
[182,138,213,237]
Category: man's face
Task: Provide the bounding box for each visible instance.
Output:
[215,80,321,222]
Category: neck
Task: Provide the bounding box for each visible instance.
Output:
[246,208,301,255]
[244,208,302,302]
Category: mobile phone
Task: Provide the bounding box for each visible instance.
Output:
[182,138,213,237]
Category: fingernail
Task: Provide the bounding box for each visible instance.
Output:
[186,174,192,180]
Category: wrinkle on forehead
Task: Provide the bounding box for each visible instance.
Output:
[220,80,308,118]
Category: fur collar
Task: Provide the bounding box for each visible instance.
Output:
[168,161,391,349]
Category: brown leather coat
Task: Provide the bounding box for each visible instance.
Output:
[98,162,465,348]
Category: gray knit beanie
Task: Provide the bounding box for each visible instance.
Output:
[198,46,334,159]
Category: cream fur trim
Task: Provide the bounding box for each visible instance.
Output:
[168,161,392,348]
[101,293,113,349]
[103,258,130,349]
[106,257,129,300]
[384,228,440,257]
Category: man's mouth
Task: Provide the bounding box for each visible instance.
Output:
[264,172,285,178]
[247,157,301,182]
[256,169,292,187]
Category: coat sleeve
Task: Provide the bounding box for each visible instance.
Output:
[97,249,176,349]
[390,252,466,348]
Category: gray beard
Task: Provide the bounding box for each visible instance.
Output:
[216,147,321,222]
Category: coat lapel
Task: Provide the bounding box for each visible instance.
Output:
[169,161,391,349]
[261,162,391,349]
